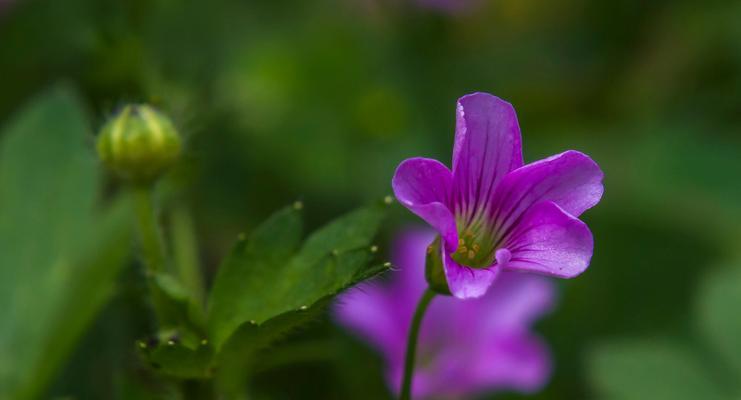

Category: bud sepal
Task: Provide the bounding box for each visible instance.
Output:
[425,236,452,296]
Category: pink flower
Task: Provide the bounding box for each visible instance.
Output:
[392,92,604,298]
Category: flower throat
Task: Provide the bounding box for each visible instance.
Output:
[451,214,498,268]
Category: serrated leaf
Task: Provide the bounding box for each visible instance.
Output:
[0,86,132,400]
[207,204,388,351]
[697,265,741,378]
[207,206,304,348]
[207,203,389,395]
[588,340,729,400]
[297,206,385,265]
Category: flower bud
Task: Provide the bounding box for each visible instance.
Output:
[425,236,451,296]
[97,104,182,183]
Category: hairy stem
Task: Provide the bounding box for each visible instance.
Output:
[132,185,171,326]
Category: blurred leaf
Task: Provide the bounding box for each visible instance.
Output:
[697,266,741,378]
[588,340,728,400]
[0,86,132,399]
[155,273,192,304]
[153,272,207,333]
[620,127,741,235]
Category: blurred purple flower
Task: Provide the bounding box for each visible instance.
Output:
[392,92,604,299]
[0,0,13,15]
[356,0,481,15]
[336,229,554,399]
[414,0,476,13]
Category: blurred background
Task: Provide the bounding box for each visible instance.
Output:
[1,0,741,398]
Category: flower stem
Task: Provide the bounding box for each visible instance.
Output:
[400,287,436,400]
[132,185,170,326]
[171,204,205,307]
[133,186,166,273]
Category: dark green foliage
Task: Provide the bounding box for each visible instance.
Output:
[139,336,214,380]
[143,202,388,386]
[206,203,389,390]
[208,203,388,350]
[152,271,207,333]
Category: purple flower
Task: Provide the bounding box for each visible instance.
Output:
[336,229,555,399]
[392,92,604,299]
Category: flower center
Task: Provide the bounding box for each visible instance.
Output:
[451,218,498,269]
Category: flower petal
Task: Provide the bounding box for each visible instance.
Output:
[451,93,523,218]
[442,247,499,299]
[390,271,555,397]
[477,272,556,330]
[392,157,458,250]
[390,229,436,313]
[490,150,603,236]
[468,332,552,393]
[334,283,400,359]
[502,201,594,278]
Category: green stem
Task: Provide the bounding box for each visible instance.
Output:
[132,185,170,326]
[400,288,436,400]
[133,186,166,273]
[171,205,205,307]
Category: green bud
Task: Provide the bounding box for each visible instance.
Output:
[97,104,182,183]
[425,236,451,296]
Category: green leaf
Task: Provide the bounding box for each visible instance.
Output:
[207,206,304,349]
[139,338,214,380]
[207,203,389,393]
[297,205,386,266]
[207,202,388,346]
[588,340,729,400]
[697,265,741,378]
[0,86,132,399]
[215,303,326,392]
